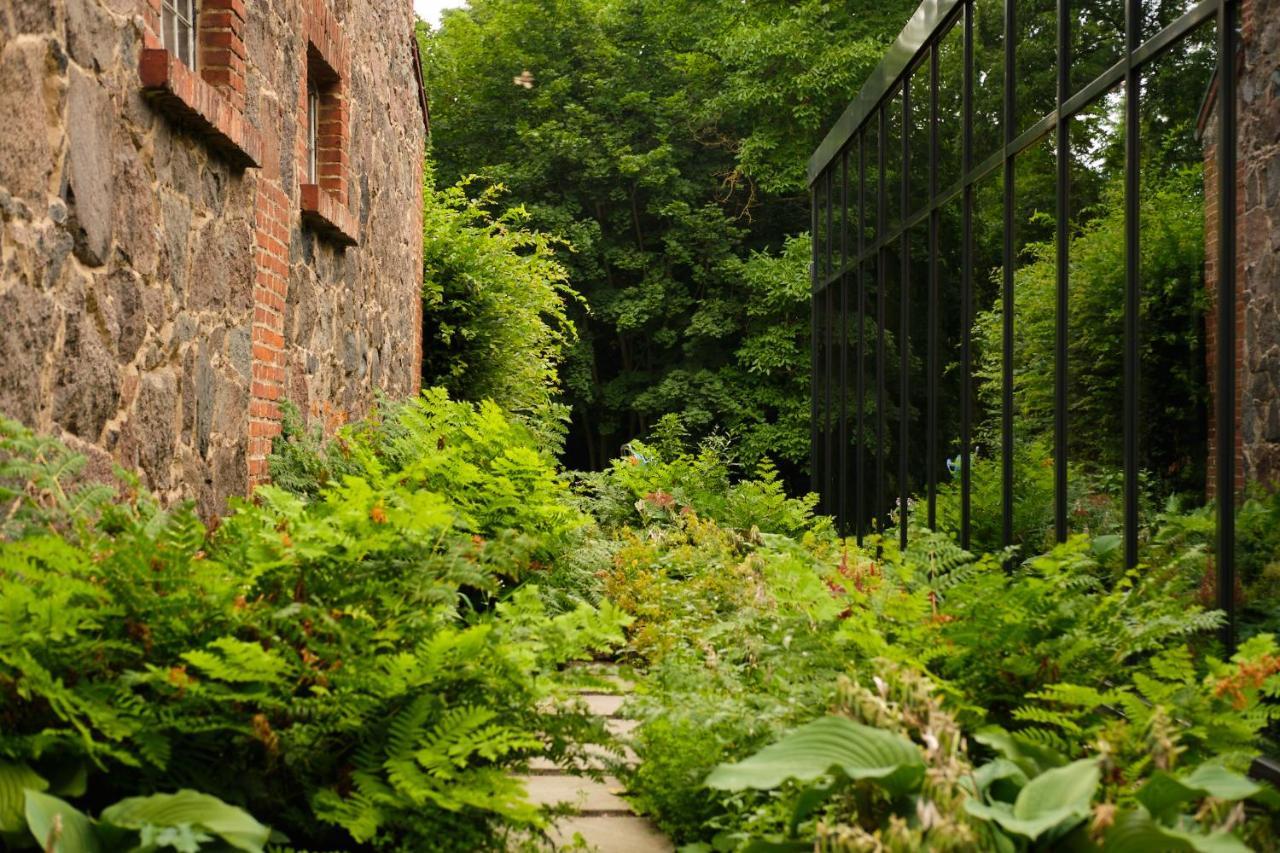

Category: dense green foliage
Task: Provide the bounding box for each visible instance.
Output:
[421,0,912,473]
[576,433,1280,850]
[4,394,1279,850]
[0,399,628,851]
[420,171,581,448]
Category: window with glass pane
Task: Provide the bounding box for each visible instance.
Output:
[308,85,320,183]
[161,0,197,68]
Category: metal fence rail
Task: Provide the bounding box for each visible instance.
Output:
[808,0,1239,648]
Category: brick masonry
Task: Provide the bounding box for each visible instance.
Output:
[0,0,427,516]
[1204,0,1280,498]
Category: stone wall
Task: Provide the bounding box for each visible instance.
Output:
[1237,0,1280,488]
[0,0,425,516]
[1203,0,1280,497]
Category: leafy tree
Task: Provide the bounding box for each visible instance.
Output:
[420,0,913,476]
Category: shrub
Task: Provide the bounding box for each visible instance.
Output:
[421,171,582,450]
[0,393,628,851]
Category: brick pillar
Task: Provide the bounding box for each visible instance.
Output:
[1203,141,1247,501]
[249,168,290,487]
[198,0,247,111]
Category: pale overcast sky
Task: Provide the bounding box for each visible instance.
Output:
[413,0,467,26]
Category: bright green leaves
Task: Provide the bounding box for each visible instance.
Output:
[420,172,580,448]
[181,638,287,686]
[0,762,48,833]
[99,790,271,852]
[965,758,1101,840]
[1103,807,1253,853]
[23,791,100,853]
[15,789,269,853]
[1136,765,1261,822]
[705,716,925,797]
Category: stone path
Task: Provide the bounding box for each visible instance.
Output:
[517,672,672,852]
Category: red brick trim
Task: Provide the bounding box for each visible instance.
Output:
[304,0,350,80]
[248,180,291,485]
[300,0,353,243]
[139,49,261,168]
[300,184,358,246]
[198,0,248,111]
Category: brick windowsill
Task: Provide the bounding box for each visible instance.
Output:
[140,48,261,169]
[300,184,358,247]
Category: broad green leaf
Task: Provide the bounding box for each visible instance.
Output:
[1104,807,1252,853]
[704,716,925,797]
[23,790,101,853]
[973,758,1029,794]
[974,726,1067,777]
[0,761,47,832]
[1136,765,1261,820]
[965,758,1100,839]
[100,790,269,852]
[741,841,813,853]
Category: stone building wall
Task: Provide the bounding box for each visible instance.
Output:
[1236,0,1280,488]
[0,0,426,516]
[1203,0,1280,497]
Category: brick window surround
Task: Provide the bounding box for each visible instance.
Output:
[138,0,260,168]
[300,0,358,246]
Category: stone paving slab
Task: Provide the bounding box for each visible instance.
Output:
[580,693,627,717]
[606,718,639,738]
[528,743,637,773]
[548,816,673,852]
[518,774,632,814]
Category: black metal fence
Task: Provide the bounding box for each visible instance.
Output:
[809,0,1240,644]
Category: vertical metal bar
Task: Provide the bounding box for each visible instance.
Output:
[1054,0,1070,543]
[840,149,850,536]
[878,107,888,531]
[961,0,974,550]
[1217,0,1238,652]
[811,187,820,499]
[929,42,941,531]
[1124,0,1140,570]
[1002,0,1016,551]
[826,169,836,518]
[901,79,912,552]
[857,133,867,544]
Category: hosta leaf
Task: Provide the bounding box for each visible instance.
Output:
[1136,765,1260,820]
[0,761,47,832]
[973,758,1028,794]
[965,758,1099,839]
[100,790,270,852]
[704,716,925,797]
[1104,807,1251,853]
[23,790,101,853]
[973,726,1067,778]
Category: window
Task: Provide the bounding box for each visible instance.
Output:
[161,0,197,68]
[307,84,319,184]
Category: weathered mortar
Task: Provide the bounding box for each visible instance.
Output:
[0,0,425,516]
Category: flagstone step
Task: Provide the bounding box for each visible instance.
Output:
[518,774,632,815]
[606,718,639,738]
[580,692,627,717]
[528,742,638,773]
[547,815,673,852]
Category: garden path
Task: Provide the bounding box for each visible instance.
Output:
[517,668,672,852]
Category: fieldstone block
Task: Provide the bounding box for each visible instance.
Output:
[0,41,57,201]
[53,296,121,441]
[65,0,115,72]
[66,65,115,266]
[120,371,178,492]
[108,269,147,363]
[0,284,56,425]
